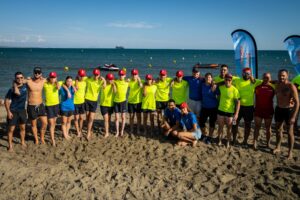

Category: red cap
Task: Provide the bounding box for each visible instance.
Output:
[160,69,167,76]
[131,69,139,75]
[49,72,57,78]
[93,68,100,76]
[176,70,184,77]
[106,73,114,80]
[119,69,126,76]
[242,67,251,73]
[145,74,153,80]
[180,102,188,109]
[77,69,86,77]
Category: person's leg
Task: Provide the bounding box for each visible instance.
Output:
[253,116,262,150]
[87,112,95,140]
[199,108,208,136]
[143,112,148,135]
[31,119,39,144]
[19,124,26,148]
[217,115,225,146]
[150,112,155,135]
[39,116,48,144]
[156,109,162,129]
[74,114,80,137]
[137,112,141,135]
[115,112,120,137]
[48,118,57,146]
[177,131,197,146]
[103,113,109,137]
[161,121,171,136]
[129,112,135,133]
[79,113,85,136]
[62,116,71,140]
[243,121,252,146]
[225,116,233,148]
[120,112,126,137]
[287,124,294,159]
[66,115,72,137]
[7,125,16,151]
[273,121,284,154]
[264,118,272,148]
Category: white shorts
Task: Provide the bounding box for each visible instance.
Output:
[187,99,201,116]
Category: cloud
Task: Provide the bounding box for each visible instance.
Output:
[37,35,46,43]
[107,22,158,29]
[0,34,46,44]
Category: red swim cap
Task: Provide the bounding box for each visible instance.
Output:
[242,67,251,73]
[145,74,153,80]
[160,69,167,76]
[176,70,184,77]
[119,69,126,76]
[93,68,100,76]
[49,72,57,78]
[106,73,114,80]
[131,69,139,75]
[180,102,188,109]
[78,69,86,77]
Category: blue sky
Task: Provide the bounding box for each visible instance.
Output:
[0,0,299,49]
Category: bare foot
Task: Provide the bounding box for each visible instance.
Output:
[77,132,82,138]
[177,141,188,147]
[226,142,230,149]
[115,134,119,138]
[41,139,45,145]
[104,133,109,138]
[192,140,198,147]
[287,152,293,160]
[21,143,27,149]
[253,141,257,150]
[273,147,281,154]
[218,138,222,146]
[8,146,13,152]
[35,140,39,145]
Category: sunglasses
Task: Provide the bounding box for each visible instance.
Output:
[34,71,42,75]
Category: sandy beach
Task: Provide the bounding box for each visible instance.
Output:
[0,105,299,199]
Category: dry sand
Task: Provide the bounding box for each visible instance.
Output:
[0,106,299,200]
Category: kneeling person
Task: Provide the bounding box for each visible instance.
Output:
[161,99,181,138]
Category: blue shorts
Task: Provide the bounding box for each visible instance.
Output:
[192,128,202,140]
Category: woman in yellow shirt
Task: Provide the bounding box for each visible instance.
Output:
[142,74,157,136]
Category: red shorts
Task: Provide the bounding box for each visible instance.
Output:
[254,107,274,119]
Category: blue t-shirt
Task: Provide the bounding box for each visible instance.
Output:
[201,84,218,108]
[5,84,27,111]
[60,86,75,112]
[164,107,181,126]
[183,76,203,101]
[180,112,200,130]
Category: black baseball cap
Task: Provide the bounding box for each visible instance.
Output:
[192,67,199,73]
[33,67,42,74]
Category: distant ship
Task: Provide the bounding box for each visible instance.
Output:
[115,46,124,49]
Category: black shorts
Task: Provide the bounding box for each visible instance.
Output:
[199,107,218,128]
[238,106,254,122]
[128,103,142,113]
[74,103,86,115]
[85,99,98,113]
[114,101,127,113]
[100,106,114,115]
[46,104,60,119]
[275,106,294,125]
[217,110,233,117]
[27,104,47,120]
[7,110,27,126]
[143,109,156,113]
[61,110,74,117]
[156,101,168,110]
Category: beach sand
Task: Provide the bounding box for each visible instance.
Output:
[0,106,299,199]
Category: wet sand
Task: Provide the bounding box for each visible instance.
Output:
[0,106,299,199]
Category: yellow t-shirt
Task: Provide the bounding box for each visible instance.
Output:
[213,75,239,84]
[155,77,172,101]
[85,77,103,101]
[218,85,240,113]
[142,85,157,110]
[171,80,188,105]
[128,79,144,104]
[100,84,115,107]
[233,78,261,106]
[73,78,87,104]
[114,79,129,103]
[43,81,62,106]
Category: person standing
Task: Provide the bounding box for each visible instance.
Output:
[213,64,238,84]
[171,70,188,107]
[253,73,275,150]
[273,69,299,159]
[216,74,240,148]
[26,67,47,144]
[128,69,143,134]
[142,74,157,135]
[43,72,61,146]
[5,72,27,151]
[113,69,129,137]
[84,68,105,140]
[74,69,87,138]
[100,73,115,137]
[60,76,76,140]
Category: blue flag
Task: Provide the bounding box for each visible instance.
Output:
[284,35,300,74]
[231,29,258,78]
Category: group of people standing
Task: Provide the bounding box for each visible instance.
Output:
[4,64,299,159]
